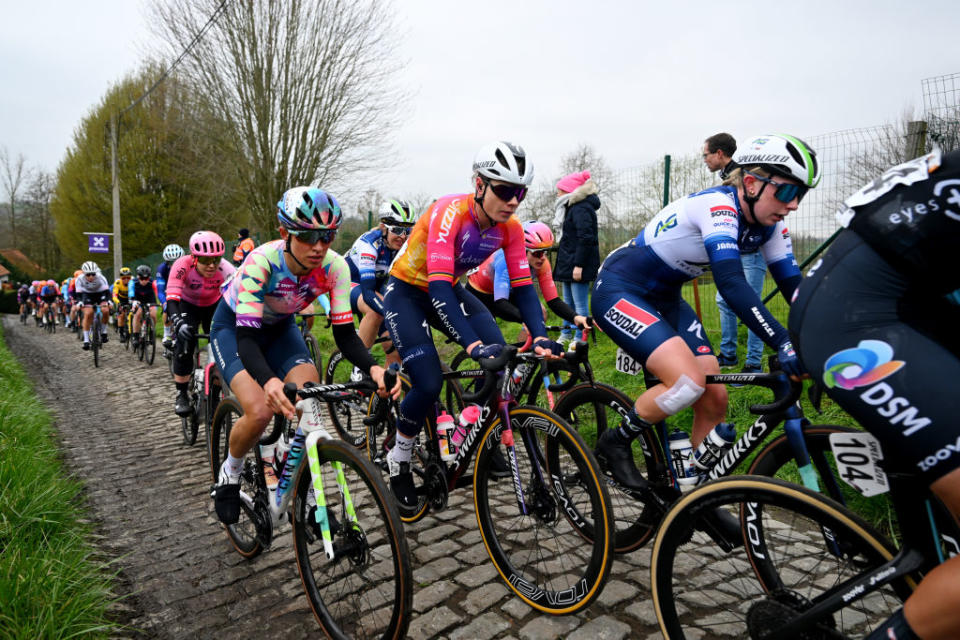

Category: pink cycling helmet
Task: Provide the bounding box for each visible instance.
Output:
[47,279,56,286]
[522,220,554,250]
[189,230,225,257]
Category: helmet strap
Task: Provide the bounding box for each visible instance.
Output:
[473,179,497,230]
[283,234,312,273]
[741,178,767,225]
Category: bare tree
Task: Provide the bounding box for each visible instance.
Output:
[148,0,405,231]
[0,146,30,247]
[22,170,59,270]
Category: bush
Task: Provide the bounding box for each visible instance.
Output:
[0,289,19,314]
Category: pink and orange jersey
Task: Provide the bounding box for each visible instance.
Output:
[166,255,235,307]
[390,193,532,291]
[467,249,559,302]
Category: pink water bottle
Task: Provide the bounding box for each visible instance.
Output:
[436,411,455,461]
[452,404,481,448]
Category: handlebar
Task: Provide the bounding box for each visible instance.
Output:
[282,368,398,404]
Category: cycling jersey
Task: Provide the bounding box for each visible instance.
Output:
[166,255,234,308]
[155,262,171,305]
[345,228,398,315]
[220,239,352,328]
[40,284,59,297]
[128,278,158,305]
[17,286,29,303]
[112,278,131,304]
[596,185,799,350]
[74,273,110,294]
[467,248,560,302]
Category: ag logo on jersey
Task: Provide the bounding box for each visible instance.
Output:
[654,213,677,237]
[603,298,660,339]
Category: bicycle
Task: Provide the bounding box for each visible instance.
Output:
[365,345,615,614]
[207,373,412,639]
[44,304,56,334]
[88,304,106,368]
[178,333,210,446]
[552,356,885,554]
[129,303,158,365]
[324,335,393,448]
[649,457,960,639]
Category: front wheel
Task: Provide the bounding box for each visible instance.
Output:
[650,476,905,640]
[324,349,369,448]
[92,316,102,368]
[291,438,412,640]
[473,405,614,614]
[144,316,156,365]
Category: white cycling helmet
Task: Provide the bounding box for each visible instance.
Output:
[733,134,821,188]
[163,244,185,262]
[81,261,99,274]
[378,199,417,225]
[472,141,534,186]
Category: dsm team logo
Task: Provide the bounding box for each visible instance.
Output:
[603,298,660,339]
[822,339,905,390]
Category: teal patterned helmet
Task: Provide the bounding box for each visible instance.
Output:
[277,187,343,231]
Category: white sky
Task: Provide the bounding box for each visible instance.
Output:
[2,0,959,209]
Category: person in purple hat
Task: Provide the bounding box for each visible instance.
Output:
[553,170,600,344]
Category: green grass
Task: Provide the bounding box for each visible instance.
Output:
[0,324,122,639]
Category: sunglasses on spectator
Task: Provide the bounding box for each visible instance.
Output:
[290,228,337,245]
[746,171,808,203]
[195,255,220,265]
[486,181,528,203]
[528,249,547,258]
[386,225,412,236]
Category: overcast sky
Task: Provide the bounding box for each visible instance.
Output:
[2,0,959,209]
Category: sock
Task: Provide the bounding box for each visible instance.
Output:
[864,608,919,640]
[175,381,189,393]
[260,444,275,464]
[163,326,170,338]
[390,433,415,464]
[616,409,653,442]
[225,453,244,476]
[83,330,90,341]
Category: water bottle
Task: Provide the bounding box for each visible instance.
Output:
[436,411,455,461]
[692,422,737,472]
[275,427,306,506]
[452,404,482,448]
[667,430,698,490]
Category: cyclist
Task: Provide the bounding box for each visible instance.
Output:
[466,219,591,341]
[128,264,159,348]
[382,141,563,507]
[112,267,133,342]
[210,186,397,525]
[28,280,40,320]
[60,277,71,326]
[167,231,234,417]
[344,198,417,369]
[67,270,84,329]
[38,279,60,327]
[16,282,30,319]
[157,244,185,348]
[790,148,960,640]
[591,134,817,492]
[75,261,113,349]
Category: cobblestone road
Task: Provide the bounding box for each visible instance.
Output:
[4,316,665,639]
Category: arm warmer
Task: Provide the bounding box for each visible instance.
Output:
[166,298,182,318]
[767,257,802,305]
[359,278,385,315]
[332,322,377,374]
[236,326,279,387]
[547,296,578,323]
[712,257,789,348]
[490,297,524,323]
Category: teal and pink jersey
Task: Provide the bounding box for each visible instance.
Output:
[221,239,353,328]
[390,193,533,290]
[166,255,235,307]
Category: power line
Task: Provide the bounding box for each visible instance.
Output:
[120,0,230,116]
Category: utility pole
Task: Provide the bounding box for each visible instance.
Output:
[111,113,122,276]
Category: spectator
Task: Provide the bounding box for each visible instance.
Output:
[704,133,765,374]
[703,132,739,179]
[553,170,600,344]
[232,228,255,266]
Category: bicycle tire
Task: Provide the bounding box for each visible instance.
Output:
[291,437,412,640]
[92,316,101,368]
[552,382,667,552]
[324,349,369,448]
[364,373,431,523]
[145,316,156,365]
[650,475,906,640]
[473,405,614,614]
[304,332,321,369]
[209,397,264,558]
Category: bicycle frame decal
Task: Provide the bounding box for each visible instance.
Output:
[305,432,335,559]
[709,416,776,479]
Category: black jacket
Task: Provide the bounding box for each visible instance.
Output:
[554,186,601,282]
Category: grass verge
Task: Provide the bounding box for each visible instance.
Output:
[0,321,121,639]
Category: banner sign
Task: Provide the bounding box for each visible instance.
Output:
[88,234,110,253]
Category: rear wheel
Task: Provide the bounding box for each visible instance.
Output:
[291,438,412,639]
[144,315,156,365]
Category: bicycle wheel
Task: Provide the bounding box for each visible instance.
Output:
[473,405,614,614]
[304,332,321,369]
[324,349,370,448]
[651,476,906,639]
[209,397,263,558]
[291,438,412,640]
[92,316,101,368]
[553,383,667,552]
[364,374,431,523]
[144,316,156,365]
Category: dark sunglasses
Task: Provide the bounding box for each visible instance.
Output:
[290,228,337,245]
[138,275,150,280]
[528,249,547,258]
[195,255,220,265]
[747,172,808,203]
[487,181,528,203]
[386,225,412,236]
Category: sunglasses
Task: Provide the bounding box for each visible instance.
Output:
[747,172,808,203]
[386,225,412,236]
[290,228,337,245]
[196,255,220,265]
[487,181,528,203]
[528,249,547,258]
[138,275,150,280]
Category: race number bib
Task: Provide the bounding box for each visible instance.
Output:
[829,431,889,497]
[615,347,643,376]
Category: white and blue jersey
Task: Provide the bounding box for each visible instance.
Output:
[345,228,398,316]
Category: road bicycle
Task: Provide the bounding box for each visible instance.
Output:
[129,303,158,365]
[86,304,106,368]
[365,345,615,615]
[551,356,887,554]
[649,456,960,639]
[207,374,412,639]
[43,304,56,334]
[176,333,215,446]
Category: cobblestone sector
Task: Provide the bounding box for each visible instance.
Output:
[3,316,665,639]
